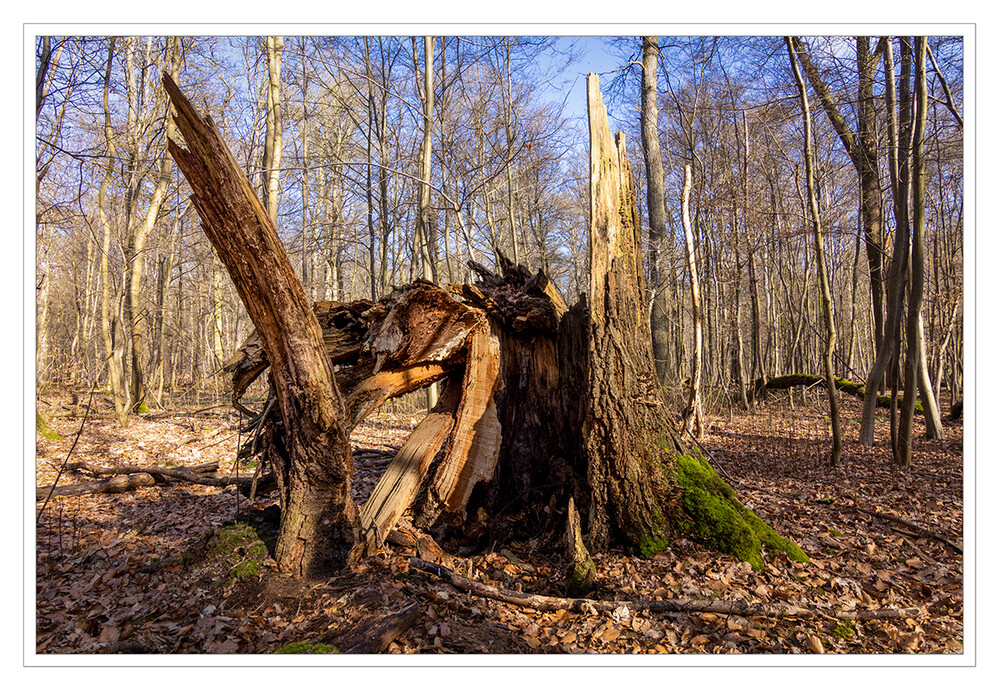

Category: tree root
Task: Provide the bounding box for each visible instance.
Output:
[407,557,920,622]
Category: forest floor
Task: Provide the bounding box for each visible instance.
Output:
[32,389,965,657]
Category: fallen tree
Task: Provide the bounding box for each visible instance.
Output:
[754,374,923,413]
[166,73,807,577]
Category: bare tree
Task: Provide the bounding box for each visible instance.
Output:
[787,37,842,466]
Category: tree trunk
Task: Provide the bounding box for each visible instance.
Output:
[791,37,885,383]
[218,74,807,577]
[98,38,129,426]
[640,36,670,385]
[679,164,704,438]
[164,74,360,577]
[787,37,842,466]
[860,37,912,446]
[262,36,284,227]
[898,37,931,465]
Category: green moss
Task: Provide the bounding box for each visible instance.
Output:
[833,623,855,640]
[206,522,269,585]
[637,535,671,559]
[274,641,338,654]
[876,395,923,414]
[208,523,268,561]
[567,559,597,595]
[36,412,61,440]
[675,454,808,571]
[229,560,260,582]
[136,401,150,414]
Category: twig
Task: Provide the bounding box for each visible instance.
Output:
[680,426,736,483]
[839,497,962,554]
[407,557,919,622]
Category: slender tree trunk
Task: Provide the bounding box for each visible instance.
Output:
[791,37,885,377]
[860,38,911,446]
[898,37,930,467]
[788,37,841,466]
[679,164,703,438]
[98,38,129,426]
[640,36,669,385]
[413,36,439,410]
[915,312,944,437]
[262,36,284,227]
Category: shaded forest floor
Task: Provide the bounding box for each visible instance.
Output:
[33,390,964,656]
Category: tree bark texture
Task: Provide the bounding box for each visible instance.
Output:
[787,38,842,466]
[164,74,359,577]
[898,37,929,466]
[640,36,670,385]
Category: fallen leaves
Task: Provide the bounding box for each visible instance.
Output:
[34,394,963,655]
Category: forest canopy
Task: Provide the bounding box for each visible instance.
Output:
[34,35,963,419]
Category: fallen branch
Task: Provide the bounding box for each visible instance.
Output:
[67,460,220,476]
[840,498,962,554]
[407,557,920,622]
[339,604,421,654]
[36,462,274,500]
[754,374,923,413]
[37,472,158,498]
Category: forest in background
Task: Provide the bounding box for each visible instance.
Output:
[33,34,964,427]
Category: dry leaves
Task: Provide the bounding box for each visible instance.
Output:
[35,393,963,655]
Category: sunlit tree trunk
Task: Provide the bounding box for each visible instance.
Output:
[640,36,670,385]
[788,36,842,466]
[262,36,284,227]
[679,164,703,439]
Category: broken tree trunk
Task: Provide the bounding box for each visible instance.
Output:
[165,74,358,577]
[219,74,807,575]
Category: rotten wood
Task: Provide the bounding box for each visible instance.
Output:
[338,603,421,654]
[358,379,462,552]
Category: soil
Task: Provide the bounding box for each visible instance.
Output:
[33,389,964,656]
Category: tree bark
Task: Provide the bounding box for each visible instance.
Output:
[164,74,360,577]
[790,37,885,379]
[215,74,805,577]
[898,37,930,466]
[640,36,670,385]
[262,36,284,227]
[787,37,842,466]
[679,164,704,438]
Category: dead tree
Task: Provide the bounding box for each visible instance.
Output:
[165,74,359,577]
[173,74,806,576]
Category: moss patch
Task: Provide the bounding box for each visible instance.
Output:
[833,623,855,640]
[637,535,671,560]
[274,641,338,654]
[206,522,269,585]
[675,454,808,571]
[36,412,61,440]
